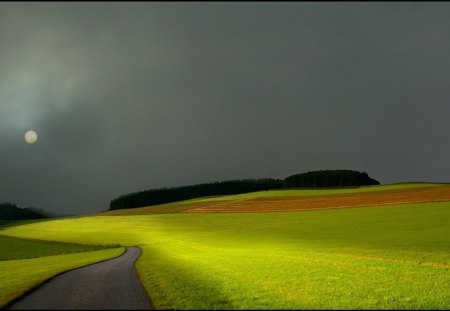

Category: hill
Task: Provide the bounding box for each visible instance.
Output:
[109,169,379,211]
[103,183,446,216]
[0,203,47,220]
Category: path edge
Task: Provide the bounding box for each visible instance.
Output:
[133,244,155,310]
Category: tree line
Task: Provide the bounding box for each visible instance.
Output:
[109,170,380,211]
[109,178,283,210]
[284,170,380,188]
[0,202,47,220]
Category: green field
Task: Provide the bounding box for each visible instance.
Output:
[1,183,449,309]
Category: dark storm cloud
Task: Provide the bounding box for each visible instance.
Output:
[1,3,450,214]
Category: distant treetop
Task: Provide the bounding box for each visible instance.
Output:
[284,169,380,188]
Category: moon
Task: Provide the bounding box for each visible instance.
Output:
[24,130,38,144]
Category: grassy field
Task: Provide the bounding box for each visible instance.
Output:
[1,183,449,309]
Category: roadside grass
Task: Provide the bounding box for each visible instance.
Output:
[0,234,117,260]
[137,244,450,309]
[1,200,449,309]
[0,247,124,308]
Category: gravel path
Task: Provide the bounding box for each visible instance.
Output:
[8,246,152,310]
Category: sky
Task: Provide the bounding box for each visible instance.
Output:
[1,2,450,215]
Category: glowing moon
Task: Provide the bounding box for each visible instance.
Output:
[24,130,38,144]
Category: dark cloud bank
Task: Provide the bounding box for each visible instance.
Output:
[1,3,450,214]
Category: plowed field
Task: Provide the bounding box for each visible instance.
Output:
[186,185,450,213]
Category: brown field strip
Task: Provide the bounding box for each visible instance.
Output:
[185,185,450,213]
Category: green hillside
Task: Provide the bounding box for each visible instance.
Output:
[1,188,449,309]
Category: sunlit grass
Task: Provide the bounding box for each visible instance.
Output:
[2,200,449,309]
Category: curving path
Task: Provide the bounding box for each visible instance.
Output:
[8,246,152,310]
